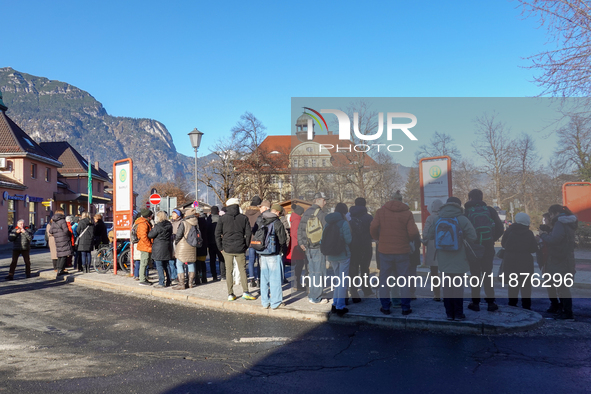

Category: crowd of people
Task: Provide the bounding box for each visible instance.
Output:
[4,188,579,322]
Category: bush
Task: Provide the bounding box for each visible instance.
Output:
[576,222,591,248]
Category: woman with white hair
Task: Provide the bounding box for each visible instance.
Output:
[5,219,32,280]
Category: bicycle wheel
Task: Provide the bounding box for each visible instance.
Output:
[94,247,113,274]
[118,249,131,273]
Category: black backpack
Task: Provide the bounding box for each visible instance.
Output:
[186,223,203,248]
[320,220,346,256]
[465,205,495,244]
[250,223,269,251]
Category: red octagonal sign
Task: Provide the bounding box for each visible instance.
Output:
[149,194,161,205]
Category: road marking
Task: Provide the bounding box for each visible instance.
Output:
[234,336,336,343]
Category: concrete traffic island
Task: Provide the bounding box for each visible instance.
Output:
[38,269,543,335]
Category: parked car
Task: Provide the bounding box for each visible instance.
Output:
[31,228,48,248]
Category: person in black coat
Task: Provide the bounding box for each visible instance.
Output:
[348,198,374,300]
[93,214,109,248]
[195,210,210,285]
[76,213,95,273]
[501,213,539,310]
[206,206,224,281]
[49,210,73,275]
[5,219,32,280]
[148,211,173,287]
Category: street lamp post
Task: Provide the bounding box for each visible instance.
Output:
[188,128,204,206]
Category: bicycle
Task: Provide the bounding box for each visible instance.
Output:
[93,240,132,274]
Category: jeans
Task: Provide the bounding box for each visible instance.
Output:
[168,259,177,280]
[175,259,196,275]
[248,247,260,280]
[305,248,326,303]
[378,252,411,311]
[222,252,248,296]
[329,258,350,310]
[154,260,170,286]
[8,250,31,276]
[259,254,283,308]
[133,260,148,278]
[80,251,91,268]
[140,251,151,282]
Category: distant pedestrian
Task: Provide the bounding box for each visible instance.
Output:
[136,209,154,286]
[502,212,538,310]
[297,192,329,304]
[322,203,352,316]
[148,211,173,287]
[464,189,504,312]
[5,219,32,280]
[50,210,74,276]
[422,199,444,301]
[257,203,288,309]
[540,205,578,320]
[427,197,476,320]
[348,197,374,301]
[206,206,224,281]
[370,192,419,316]
[76,212,95,273]
[215,198,255,301]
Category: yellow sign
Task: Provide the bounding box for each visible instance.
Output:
[41,201,51,207]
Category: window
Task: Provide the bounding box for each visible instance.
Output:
[306,147,313,153]
[304,159,309,167]
[270,175,278,184]
[7,200,15,229]
[322,159,327,167]
[31,163,37,179]
[308,174,315,182]
[292,159,298,168]
[311,159,317,167]
[98,182,101,193]
[45,167,51,182]
[28,202,36,228]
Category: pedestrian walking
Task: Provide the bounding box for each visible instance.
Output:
[297,192,329,304]
[422,199,444,301]
[76,212,95,273]
[370,192,419,315]
[5,219,32,280]
[427,197,477,320]
[322,203,352,317]
[464,189,504,312]
[215,198,255,301]
[50,210,74,276]
[257,204,288,310]
[148,211,173,288]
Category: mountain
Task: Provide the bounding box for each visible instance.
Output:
[0,67,195,196]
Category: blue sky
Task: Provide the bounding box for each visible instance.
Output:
[3,0,552,165]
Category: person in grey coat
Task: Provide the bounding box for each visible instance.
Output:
[49,210,73,275]
[5,219,32,280]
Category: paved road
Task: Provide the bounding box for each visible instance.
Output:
[1,273,591,393]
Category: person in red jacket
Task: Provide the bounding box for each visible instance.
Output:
[290,204,307,291]
[370,192,419,316]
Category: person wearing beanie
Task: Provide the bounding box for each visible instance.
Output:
[250,196,262,207]
[323,202,352,317]
[290,204,307,291]
[216,197,255,301]
[502,212,538,310]
[348,197,375,301]
[426,197,477,321]
[206,206,224,280]
[370,192,420,316]
[464,189,505,312]
[393,190,403,202]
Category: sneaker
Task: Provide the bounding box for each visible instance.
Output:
[336,308,349,317]
[242,292,256,300]
[401,309,413,316]
[250,279,258,288]
[139,280,152,286]
[228,294,237,301]
[487,302,499,312]
[380,307,391,315]
[555,312,575,321]
[272,303,285,310]
[455,314,466,321]
[468,302,480,312]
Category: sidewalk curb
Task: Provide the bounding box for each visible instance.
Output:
[37,270,543,334]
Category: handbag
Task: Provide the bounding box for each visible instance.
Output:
[463,238,485,264]
[75,226,89,247]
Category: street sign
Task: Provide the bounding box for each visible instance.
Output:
[113,158,134,276]
[150,194,161,205]
[97,204,105,214]
[193,201,199,208]
[145,201,150,209]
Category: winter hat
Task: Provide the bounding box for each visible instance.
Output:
[184,208,196,217]
[515,212,531,227]
[292,204,304,216]
[428,199,444,215]
[210,206,219,215]
[172,208,183,217]
[446,197,462,206]
[226,198,240,206]
[354,197,367,207]
[392,190,403,201]
[250,195,262,207]
[140,209,152,218]
[259,200,271,208]
[271,203,282,212]
[335,202,348,216]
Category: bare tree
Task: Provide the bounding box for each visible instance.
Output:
[415,131,462,162]
[453,159,482,202]
[514,133,540,213]
[471,113,517,209]
[518,0,591,97]
[199,137,243,204]
[373,152,403,207]
[555,114,591,180]
[403,166,420,208]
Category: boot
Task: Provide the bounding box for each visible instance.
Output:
[173,273,186,290]
[188,272,196,288]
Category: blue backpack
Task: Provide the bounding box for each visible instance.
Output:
[435,217,462,251]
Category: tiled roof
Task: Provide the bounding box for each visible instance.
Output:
[0,112,62,166]
[39,141,111,181]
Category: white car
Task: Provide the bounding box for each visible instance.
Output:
[31,228,47,248]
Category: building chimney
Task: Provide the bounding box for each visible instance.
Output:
[327,130,333,135]
[94,161,100,171]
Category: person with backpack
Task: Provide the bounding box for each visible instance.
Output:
[322,203,353,317]
[245,196,263,287]
[136,209,154,286]
[464,189,504,312]
[501,212,539,310]
[169,209,183,284]
[370,192,419,316]
[422,199,444,301]
[148,211,173,288]
[76,212,94,274]
[290,204,307,291]
[215,198,255,301]
[348,197,374,302]
[257,203,288,309]
[426,197,477,320]
[539,205,578,321]
[297,192,329,304]
[173,208,199,290]
[206,206,223,281]
[5,219,33,280]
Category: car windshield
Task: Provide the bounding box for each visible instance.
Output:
[34,229,45,236]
